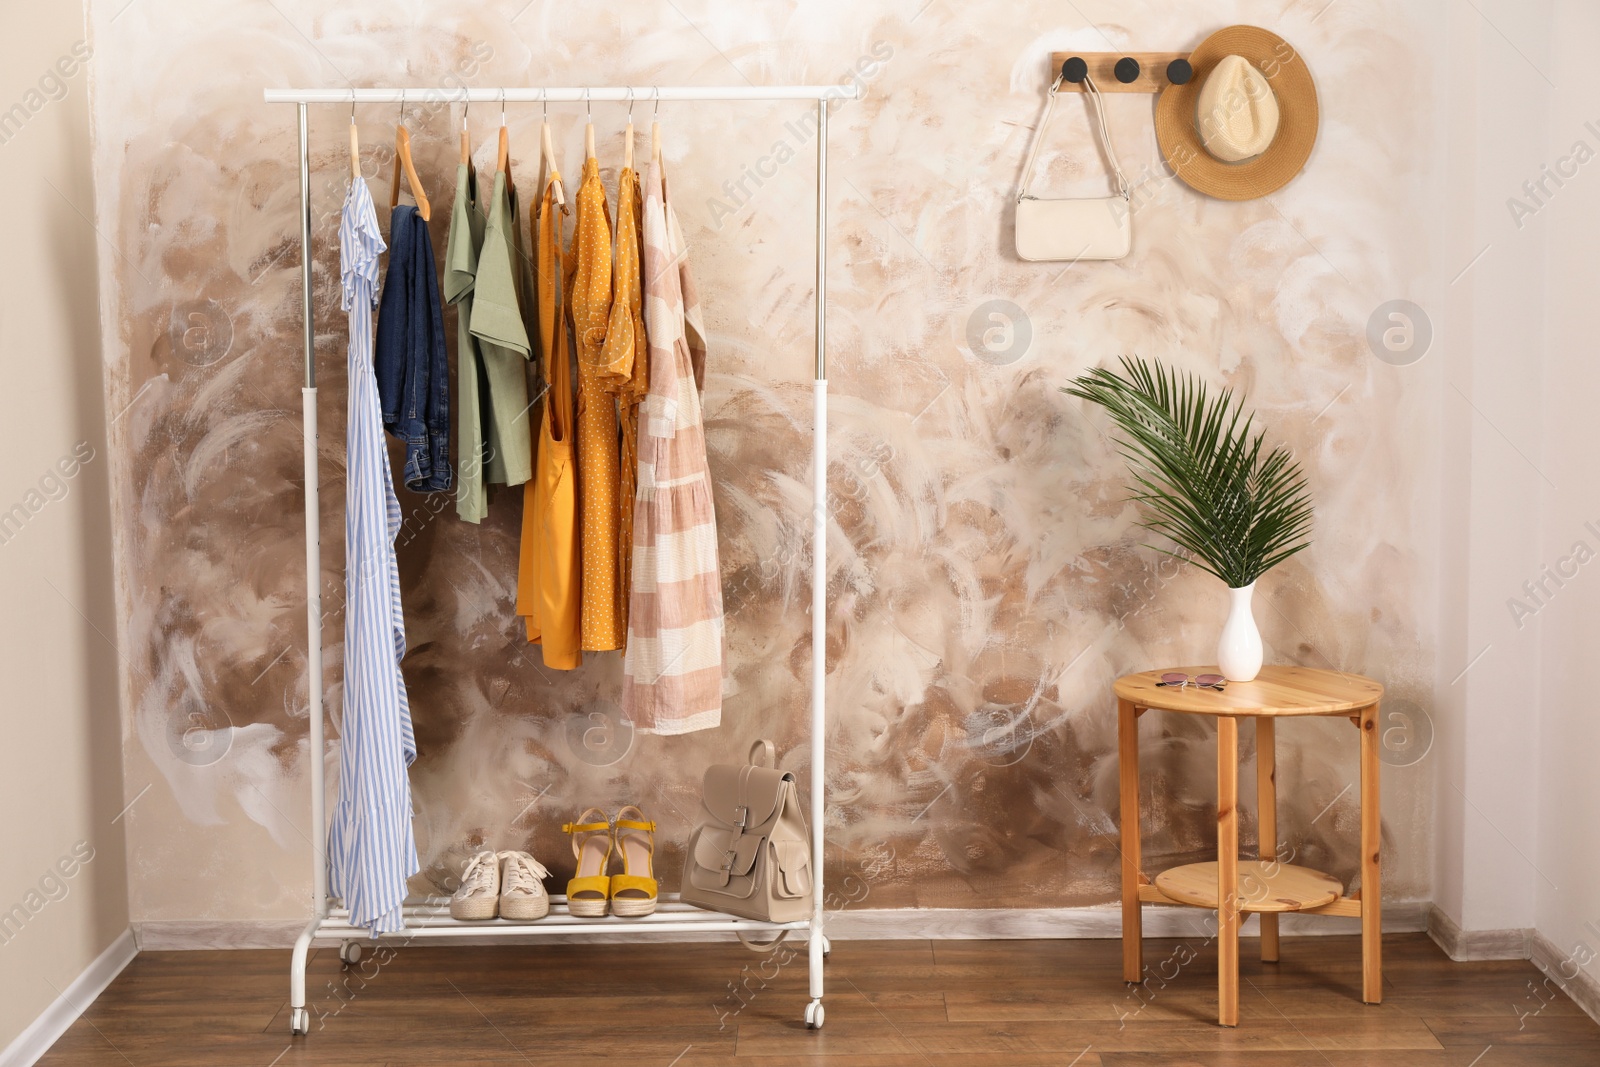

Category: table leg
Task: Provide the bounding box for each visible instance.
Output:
[1118,698,1143,984]
[1217,715,1239,1027]
[1360,701,1383,1004]
[1256,716,1278,964]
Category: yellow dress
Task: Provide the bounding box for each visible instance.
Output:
[596,164,648,650]
[516,170,582,670]
[570,157,622,651]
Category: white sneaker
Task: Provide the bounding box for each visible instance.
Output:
[497,850,551,921]
[450,850,501,920]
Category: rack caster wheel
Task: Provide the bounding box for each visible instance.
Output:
[805,1000,825,1030]
[289,1007,310,1035]
[339,940,362,966]
[822,936,831,960]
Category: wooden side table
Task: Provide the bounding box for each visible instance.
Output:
[1113,665,1385,1027]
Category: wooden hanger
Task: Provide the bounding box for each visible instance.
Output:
[624,89,634,171]
[390,126,431,220]
[540,89,565,207]
[495,89,509,175]
[348,94,361,180]
[459,97,477,202]
[541,122,565,206]
[389,95,431,220]
[584,87,596,160]
[650,86,661,167]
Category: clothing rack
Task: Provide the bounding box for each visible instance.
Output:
[265,82,855,1035]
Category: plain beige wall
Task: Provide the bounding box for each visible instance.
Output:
[1534,0,1600,988]
[0,1,129,1052]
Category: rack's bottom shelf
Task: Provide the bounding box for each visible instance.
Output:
[290,897,829,1036]
[1153,861,1343,913]
[317,898,811,939]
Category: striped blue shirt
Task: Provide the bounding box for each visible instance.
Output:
[326,178,418,936]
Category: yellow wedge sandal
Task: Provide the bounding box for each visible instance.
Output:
[562,808,613,917]
[610,806,659,917]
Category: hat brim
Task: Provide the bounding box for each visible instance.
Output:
[1155,25,1319,201]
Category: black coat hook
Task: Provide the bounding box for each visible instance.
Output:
[1166,58,1194,85]
[1061,56,1088,84]
[1114,57,1141,84]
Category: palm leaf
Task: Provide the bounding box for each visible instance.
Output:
[1063,357,1314,587]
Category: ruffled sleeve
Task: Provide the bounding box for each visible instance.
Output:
[341,179,387,313]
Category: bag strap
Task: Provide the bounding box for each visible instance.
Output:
[1017,73,1129,202]
[737,929,789,952]
[748,739,776,768]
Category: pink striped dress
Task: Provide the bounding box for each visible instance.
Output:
[620,159,723,734]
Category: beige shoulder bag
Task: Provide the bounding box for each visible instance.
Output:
[680,739,813,927]
[1015,73,1132,262]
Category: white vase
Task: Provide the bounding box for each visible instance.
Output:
[1217,582,1263,682]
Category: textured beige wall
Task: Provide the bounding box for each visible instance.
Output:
[1532,0,1600,984]
[90,0,1442,924]
[0,1,130,1051]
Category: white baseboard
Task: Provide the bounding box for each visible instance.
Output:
[1530,930,1600,1025]
[828,901,1430,940]
[1425,906,1600,1027]
[0,928,137,1067]
[1426,904,1533,960]
[133,901,1431,950]
[834,906,1145,941]
[134,919,308,950]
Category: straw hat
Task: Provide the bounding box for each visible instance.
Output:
[1155,25,1319,201]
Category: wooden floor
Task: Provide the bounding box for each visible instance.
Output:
[35,933,1600,1065]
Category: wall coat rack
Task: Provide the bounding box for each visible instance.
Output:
[1049,51,1193,93]
[1043,25,1321,202]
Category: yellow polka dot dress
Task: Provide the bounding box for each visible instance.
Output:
[568,156,622,651]
[597,163,647,650]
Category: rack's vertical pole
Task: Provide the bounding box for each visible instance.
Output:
[289,99,324,1031]
[807,95,829,1020]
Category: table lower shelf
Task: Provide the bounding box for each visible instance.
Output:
[1144,861,1360,915]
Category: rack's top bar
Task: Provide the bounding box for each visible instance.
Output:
[264,85,860,104]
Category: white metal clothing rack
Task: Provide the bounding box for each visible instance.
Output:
[265,82,854,1035]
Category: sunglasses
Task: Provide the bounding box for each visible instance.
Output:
[1155,672,1226,692]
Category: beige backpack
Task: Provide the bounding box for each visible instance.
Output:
[679,739,813,924]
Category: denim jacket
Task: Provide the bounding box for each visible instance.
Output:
[375,204,451,493]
